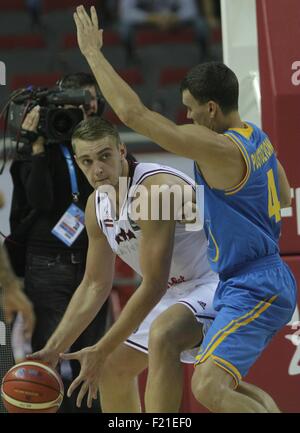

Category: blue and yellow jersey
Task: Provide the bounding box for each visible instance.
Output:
[195,122,281,275]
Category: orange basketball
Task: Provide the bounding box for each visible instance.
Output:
[1,361,64,413]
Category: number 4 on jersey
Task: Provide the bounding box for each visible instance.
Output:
[267,168,281,223]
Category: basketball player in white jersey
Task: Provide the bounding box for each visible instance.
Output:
[31,117,219,412]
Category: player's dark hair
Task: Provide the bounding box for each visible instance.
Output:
[72,117,120,152]
[58,72,106,116]
[180,62,239,114]
[59,72,98,90]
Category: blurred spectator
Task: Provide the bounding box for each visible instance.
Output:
[95,0,119,28]
[119,0,216,63]
[200,0,221,29]
[26,0,44,31]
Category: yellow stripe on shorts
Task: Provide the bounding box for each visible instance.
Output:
[198,295,278,363]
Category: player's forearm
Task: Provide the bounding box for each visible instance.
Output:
[85,50,145,125]
[95,281,166,355]
[0,244,18,289]
[46,281,110,353]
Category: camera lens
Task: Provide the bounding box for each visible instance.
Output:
[47,108,83,141]
[52,110,73,134]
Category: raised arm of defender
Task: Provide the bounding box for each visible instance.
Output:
[73,6,244,187]
[74,6,292,196]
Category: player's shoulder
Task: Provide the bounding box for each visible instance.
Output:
[223,121,266,145]
[85,191,107,238]
[134,162,194,190]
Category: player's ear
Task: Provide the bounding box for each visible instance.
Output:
[73,152,80,167]
[119,142,127,160]
[208,101,217,118]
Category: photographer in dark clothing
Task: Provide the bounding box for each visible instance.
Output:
[8,73,110,413]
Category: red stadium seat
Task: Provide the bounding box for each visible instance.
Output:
[0,0,93,11]
[10,73,62,90]
[0,117,5,132]
[0,34,46,50]
[119,68,144,85]
[136,26,221,47]
[44,0,94,12]
[136,28,195,46]
[62,34,79,50]
[158,67,189,86]
[104,110,124,126]
[212,26,222,44]
[0,0,23,11]
[175,108,191,125]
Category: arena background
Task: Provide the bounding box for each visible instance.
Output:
[0,0,299,413]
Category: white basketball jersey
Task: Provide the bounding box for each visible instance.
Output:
[95,162,217,290]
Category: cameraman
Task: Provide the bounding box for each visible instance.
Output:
[8,73,109,413]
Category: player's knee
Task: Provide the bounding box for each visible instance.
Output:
[191,366,209,404]
[191,366,225,412]
[148,318,182,356]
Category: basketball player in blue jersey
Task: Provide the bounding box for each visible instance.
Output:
[73,6,297,412]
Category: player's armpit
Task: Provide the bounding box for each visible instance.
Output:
[128,112,246,190]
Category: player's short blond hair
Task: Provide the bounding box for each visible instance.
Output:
[72,117,120,153]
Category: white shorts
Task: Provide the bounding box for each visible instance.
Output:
[125,278,219,363]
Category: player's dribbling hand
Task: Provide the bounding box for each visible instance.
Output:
[59,345,103,408]
[74,5,103,58]
[28,347,60,369]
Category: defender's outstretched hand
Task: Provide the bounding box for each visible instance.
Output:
[74,5,103,57]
